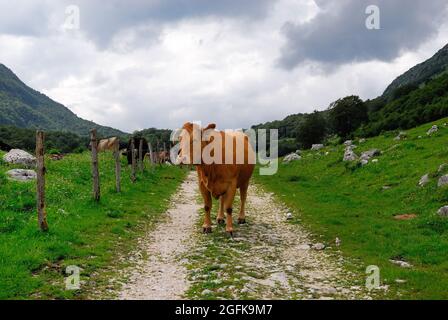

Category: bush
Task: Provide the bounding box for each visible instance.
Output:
[296,111,327,149]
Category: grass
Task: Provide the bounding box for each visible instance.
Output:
[0,151,187,299]
[255,118,448,299]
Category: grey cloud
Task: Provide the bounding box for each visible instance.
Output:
[0,0,273,48]
[279,0,448,69]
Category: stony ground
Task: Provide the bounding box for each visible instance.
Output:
[117,171,373,300]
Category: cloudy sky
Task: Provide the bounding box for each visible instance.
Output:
[1,0,447,132]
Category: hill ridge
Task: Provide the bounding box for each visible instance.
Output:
[0,63,127,137]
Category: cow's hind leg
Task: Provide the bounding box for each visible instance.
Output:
[223,182,237,235]
[199,181,213,233]
[217,196,225,225]
[238,183,249,224]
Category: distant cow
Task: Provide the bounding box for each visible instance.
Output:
[157,150,170,164]
[97,137,119,153]
[126,137,149,165]
[176,122,255,235]
[0,140,12,152]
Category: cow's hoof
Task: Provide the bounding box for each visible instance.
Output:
[202,226,212,234]
[217,218,225,225]
[226,230,234,237]
[237,218,246,225]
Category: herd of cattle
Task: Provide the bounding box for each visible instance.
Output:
[96,136,171,165]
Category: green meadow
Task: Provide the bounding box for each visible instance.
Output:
[0,151,186,299]
[256,118,448,299]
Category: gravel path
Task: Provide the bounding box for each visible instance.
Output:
[119,172,199,299]
[118,172,368,300]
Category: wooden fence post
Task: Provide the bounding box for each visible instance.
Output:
[36,130,48,231]
[90,129,100,202]
[114,139,121,193]
[131,138,136,183]
[148,142,154,166]
[139,138,144,172]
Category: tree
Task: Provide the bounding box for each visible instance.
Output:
[296,111,327,149]
[328,96,368,139]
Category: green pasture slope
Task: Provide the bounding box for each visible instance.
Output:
[0,152,186,299]
[256,118,448,299]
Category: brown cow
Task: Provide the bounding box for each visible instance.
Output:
[157,151,170,164]
[97,137,119,152]
[177,122,255,235]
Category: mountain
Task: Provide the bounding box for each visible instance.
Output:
[383,43,448,99]
[0,64,126,137]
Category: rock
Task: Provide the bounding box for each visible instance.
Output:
[283,153,301,163]
[389,259,412,268]
[312,243,326,250]
[427,125,438,135]
[344,140,353,146]
[6,169,37,182]
[201,289,213,295]
[297,244,311,250]
[438,175,448,187]
[418,174,430,187]
[286,212,293,220]
[295,150,302,155]
[346,144,357,150]
[360,149,381,161]
[394,132,406,141]
[311,144,324,151]
[359,138,366,143]
[438,163,448,173]
[437,206,448,217]
[343,148,358,162]
[360,159,369,166]
[3,149,36,168]
[395,279,407,284]
[335,237,341,247]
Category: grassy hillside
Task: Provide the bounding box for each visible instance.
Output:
[0,64,125,137]
[256,118,448,299]
[0,151,186,299]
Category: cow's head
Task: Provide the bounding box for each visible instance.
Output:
[176,122,216,165]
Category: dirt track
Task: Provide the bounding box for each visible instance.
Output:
[118,171,369,300]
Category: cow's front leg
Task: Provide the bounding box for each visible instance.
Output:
[222,182,237,236]
[199,181,212,233]
[217,196,225,225]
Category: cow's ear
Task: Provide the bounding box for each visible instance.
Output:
[204,123,216,131]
